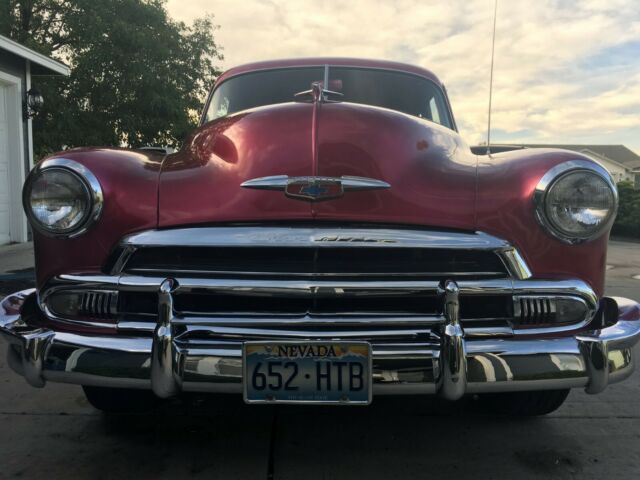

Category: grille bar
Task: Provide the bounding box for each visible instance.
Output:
[177,324,433,341]
[79,291,118,319]
[170,314,445,327]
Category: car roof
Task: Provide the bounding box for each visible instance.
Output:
[215,57,443,87]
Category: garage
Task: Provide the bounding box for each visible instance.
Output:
[0,35,69,245]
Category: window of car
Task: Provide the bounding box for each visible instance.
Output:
[205,67,325,123]
[327,67,452,128]
[205,66,453,129]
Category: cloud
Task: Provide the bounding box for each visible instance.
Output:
[167,0,640,153]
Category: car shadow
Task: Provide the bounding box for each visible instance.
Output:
[89,394,586,480]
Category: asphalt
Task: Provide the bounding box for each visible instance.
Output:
[0,240,639,479]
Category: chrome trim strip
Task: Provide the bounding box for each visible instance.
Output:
[123,268,508,278]
[22,158,104,238]
[241,175,390,202]
[109,245,136,276]
[119,226,511,250]
[533,159,619,245]
[121,275,443,296]
[239,175,289,190]
[117,318,509,338]
[177,324,434,341]
[497,248,532,280]
[170,314,446,327]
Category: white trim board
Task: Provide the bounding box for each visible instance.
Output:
[0,34,70,76]
[0,70,28,243]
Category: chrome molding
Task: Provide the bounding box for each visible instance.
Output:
[241,175,390,201]
[497,248,532,280]
[533,159,619,245]
[241,175,390,191]
[119,226,511,249]
[22,158,104,238]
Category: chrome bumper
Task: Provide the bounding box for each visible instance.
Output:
[1,288,639,400]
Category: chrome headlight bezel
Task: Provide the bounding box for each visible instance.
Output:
[22,158,104,238]
[534,160,618,244]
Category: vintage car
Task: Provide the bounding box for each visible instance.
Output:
[1,58,639,415]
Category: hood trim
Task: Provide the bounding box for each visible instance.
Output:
[241,175,391,202]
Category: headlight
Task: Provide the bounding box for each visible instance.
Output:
[23,159,103,237]
[534,160,618,244]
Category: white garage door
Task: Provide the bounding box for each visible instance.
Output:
[0,84,11,245]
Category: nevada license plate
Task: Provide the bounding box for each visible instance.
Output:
[243,341,372,405]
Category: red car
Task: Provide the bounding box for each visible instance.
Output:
[1,58,639,414]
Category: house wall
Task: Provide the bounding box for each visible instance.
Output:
[580,152,635,183]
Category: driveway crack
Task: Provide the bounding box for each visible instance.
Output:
[266,406,279,480]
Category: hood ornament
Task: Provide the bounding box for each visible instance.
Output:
[241,175,390,202]
[294,81,343,104]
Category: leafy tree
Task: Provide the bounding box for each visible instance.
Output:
[1,0,223,158]
[613,181,640,238]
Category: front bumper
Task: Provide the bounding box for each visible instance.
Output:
[2,287,640,400]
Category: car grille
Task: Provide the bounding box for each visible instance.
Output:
[122,246,510,279]
[117,289,512,322]
[44,226,597,339]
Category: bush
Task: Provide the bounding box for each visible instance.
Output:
[612,181,640,238]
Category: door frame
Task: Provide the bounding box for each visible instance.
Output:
[0,70,27,243]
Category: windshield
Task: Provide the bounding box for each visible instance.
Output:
[205,66,453,129]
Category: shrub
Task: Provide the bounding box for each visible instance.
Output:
[612,181,640,238]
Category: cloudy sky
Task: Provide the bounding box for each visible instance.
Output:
[166,0,640,153]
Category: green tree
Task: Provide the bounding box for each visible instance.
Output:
[613,181,640,238]
[1,0,223,158]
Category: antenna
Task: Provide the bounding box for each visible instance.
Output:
[486,0,498,155]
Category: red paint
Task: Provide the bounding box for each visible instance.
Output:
[30,59,611,298]
[32,148,163,288]
[158,104,313,226]
[475,148,609,295]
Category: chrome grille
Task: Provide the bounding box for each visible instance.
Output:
[41,226,598,338]
[80,291,118,319]
[516,296,555,325]
[106,227,523,333]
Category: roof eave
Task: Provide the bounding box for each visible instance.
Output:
[0,35,70,76]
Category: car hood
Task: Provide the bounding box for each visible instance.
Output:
[158,102,478,229]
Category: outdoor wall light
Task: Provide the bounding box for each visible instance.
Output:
[25,87,44,118]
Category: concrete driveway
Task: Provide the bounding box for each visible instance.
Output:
[0,240,639,479]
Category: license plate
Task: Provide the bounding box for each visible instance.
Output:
[243,341,372,405]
